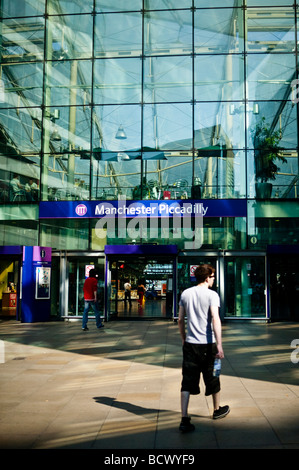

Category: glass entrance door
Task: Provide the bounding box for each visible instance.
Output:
[224,256,266,319]
[107,256,176,319]
[67,256,105,319]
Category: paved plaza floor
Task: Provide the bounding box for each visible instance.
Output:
[0,318,298,451]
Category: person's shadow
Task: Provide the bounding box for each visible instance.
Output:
[93,396,159,416]
[93,396,205,419]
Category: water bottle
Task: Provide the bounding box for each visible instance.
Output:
[213,358,221,377]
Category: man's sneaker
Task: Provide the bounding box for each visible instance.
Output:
[213,405,230,420]
[82,327,89,331]
[179,417,195,433]
[97,324,104,329]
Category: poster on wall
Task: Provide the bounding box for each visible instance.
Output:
[35,266,51,299]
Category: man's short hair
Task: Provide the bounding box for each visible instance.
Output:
[89,269,98,278]
[194,264,215,283]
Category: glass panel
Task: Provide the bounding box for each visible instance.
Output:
[195,0,243,6]
[47,0,93,15]
[92,104,141,153]
[143,103,192,150]
[194,102,245,150]
[194,8,244,54]
[246,7,295,53]
[95,12,142,58]
[40,219,89,250]
[247,200,299,249]
[195,55,245,101]
[0,0,45,18]
[195,149,246,199]
[146,0,192,9]
[144,56,192,103]
[144,10,192,56]
[247,1,294,8]
[0,164,40,202]
[45,60,92,107]
[247,53,295,101]
[0,17,45,63]
[46,14,93,60]
[45,152,90,201]
[247,104,298,199]
[67,257,105,318]
[144,154,192,200]
[95,0,142,13]
[94,58,141,105]
[0,219,38,245]
[178,257,217,300]
[0,63,43,108]
[225,257,266,318]
[91,155,141,200]
[0,107,42,154]
[43,105,91,152]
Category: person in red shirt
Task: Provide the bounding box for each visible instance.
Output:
[82,269,104,331]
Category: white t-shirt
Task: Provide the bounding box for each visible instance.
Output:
[179,285,220,344]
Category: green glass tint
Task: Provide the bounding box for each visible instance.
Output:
[0,0,45,17]
[95,12,142,57]
[45,60,92,107]
[40,218,89,250]
[225,257,266,317]
[0,16,45,62]
[46,14,93,60]
[47,0,93,15]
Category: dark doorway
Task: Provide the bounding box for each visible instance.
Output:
[269,254,299,321]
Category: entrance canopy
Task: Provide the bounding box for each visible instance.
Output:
[104,244,178,256]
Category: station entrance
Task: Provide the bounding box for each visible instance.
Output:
[107,255,175,319]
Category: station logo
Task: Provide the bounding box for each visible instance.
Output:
[75,204,88,216]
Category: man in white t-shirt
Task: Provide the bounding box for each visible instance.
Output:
[178,264,230,433]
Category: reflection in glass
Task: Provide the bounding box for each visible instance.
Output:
[0,63,43,108]
[195,55,245,101]
[95,12,142,57]
[94,58,141,104]
[46,14,93,60]
[0,17,45,62]
[225,257,266,317]
[40,219,89,250]
[144,56,192,103]
[144,10,192,55]
[194,8,244,54]
[247,53,295,101]
[143,103,192,150]
[45,60,92,107]
[246,7,295,53]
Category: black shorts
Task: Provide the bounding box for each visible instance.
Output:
[181,342,220,396]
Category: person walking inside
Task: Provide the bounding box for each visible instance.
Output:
[178,264,229,433]
[82,269,104,331]
[124,280,132,307]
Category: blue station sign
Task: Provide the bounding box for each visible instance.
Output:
[39,199,247,219]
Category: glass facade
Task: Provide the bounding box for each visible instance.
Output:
[0,1,298,321]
